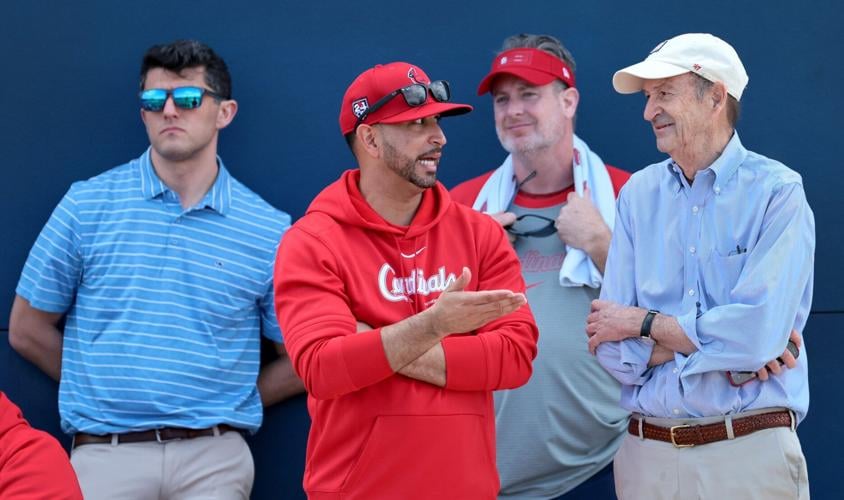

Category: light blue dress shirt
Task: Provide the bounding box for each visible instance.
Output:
[596,133,814,422]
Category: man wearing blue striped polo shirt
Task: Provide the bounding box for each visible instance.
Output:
[9,40,302,499]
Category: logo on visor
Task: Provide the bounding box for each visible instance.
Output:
[508,51,532,65]
[407,67,427,84]
[500,56,508,65]
[352,98,369,118]
[562,67,571,79]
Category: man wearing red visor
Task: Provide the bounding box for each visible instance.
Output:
[451,34,631,499]
[274,62,538,499]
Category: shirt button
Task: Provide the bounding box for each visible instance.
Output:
[689,246,696,254]
[673,409,680,415]
[714,186,721,194]
[673,368,679,374]
[691,205,699,214]
[688,289,696,296]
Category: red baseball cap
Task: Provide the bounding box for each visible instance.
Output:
[477,48,576,95]
[339,62,473,136]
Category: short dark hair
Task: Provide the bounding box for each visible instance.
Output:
[139,40,232,99]
[344,132,356,153]
[692,74,740,128]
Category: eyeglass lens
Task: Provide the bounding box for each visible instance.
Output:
[140,87,210,111]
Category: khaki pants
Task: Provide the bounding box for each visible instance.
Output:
[614,412,809,500]
[70,429,254,500]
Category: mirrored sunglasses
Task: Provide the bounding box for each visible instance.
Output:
[139,86,223,112]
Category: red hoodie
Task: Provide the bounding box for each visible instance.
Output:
[275,169,538,499]
[0,392,83,499]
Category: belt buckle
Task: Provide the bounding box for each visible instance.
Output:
[669,424,694,448]
[154,428,181,444]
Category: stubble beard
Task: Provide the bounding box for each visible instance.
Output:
[497,125,554,157]
[382,140,437,189]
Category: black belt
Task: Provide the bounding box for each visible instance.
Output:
[73,424,240,448]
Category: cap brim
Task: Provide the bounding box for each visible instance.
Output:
[612,60,690,94]
[378,101,473,124]
[477,67,558,95]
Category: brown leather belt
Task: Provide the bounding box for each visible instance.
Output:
[628,410,793,448]
[73,424,239,448]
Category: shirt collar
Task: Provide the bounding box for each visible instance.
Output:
[665,131,747,193]
[137,147,233,215]
[707,131,747,183]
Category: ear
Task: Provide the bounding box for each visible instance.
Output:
[215,99,238,130]
[559,86,580,120]
[356,124,381,159]
[710,81,727,112]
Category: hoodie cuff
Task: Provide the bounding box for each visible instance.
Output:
[342,328,394,388]
[441,335,488,390]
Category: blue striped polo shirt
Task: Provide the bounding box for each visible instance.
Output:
[16,148,291,435]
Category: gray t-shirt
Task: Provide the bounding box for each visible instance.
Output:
[495,200,628,499]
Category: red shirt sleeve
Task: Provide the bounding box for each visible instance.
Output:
[274,225,395,400]
[449,172,493,207]
[605,164,632,198]
[0,393,83,500]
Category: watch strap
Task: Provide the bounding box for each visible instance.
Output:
[640,309,659,338]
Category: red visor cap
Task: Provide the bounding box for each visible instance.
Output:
[477,48,576,95]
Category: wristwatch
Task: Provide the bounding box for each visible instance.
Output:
[640,309,659,340]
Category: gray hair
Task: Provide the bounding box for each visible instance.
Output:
[692,73,740,128]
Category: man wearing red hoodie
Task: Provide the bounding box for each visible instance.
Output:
[274,62,539,499]
[0,391,82,499]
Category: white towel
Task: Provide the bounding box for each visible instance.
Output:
[472,134,615,288]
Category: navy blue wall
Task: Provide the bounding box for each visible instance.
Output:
[1,1,841,498]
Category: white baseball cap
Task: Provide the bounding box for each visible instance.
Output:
[613,33,749,101]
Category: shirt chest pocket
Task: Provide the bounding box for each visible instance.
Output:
[700,248,748,306]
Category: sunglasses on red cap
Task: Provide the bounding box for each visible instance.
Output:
[354,80,452,130]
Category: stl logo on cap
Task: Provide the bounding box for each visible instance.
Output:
[500,56,508,65]
[352,98,369,118]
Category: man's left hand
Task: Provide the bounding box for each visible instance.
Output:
[555,184,610,252]
[586,300,646,354]
[757,329,802,381]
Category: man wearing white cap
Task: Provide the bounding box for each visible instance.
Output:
[586,33,813,498]
[452,33,631,499]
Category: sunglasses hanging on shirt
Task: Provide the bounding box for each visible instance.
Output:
[506,214,557,238]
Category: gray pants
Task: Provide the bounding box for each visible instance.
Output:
[614,411,809,499]
[70,429,254,500]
